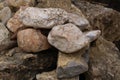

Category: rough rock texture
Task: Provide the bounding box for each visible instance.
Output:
[0,7,11,24]
[85,37,120,80]
[48,23,100,53]
[7,7,25,33]
[0,47,58,80]
[73,1,120,41]
[57,49,88,79]
[6,0,35,8]
[17,28,50,52]
[68,13,89,30]
[0,23,16,51]
[18,7,68,29]
[36,70,79,80]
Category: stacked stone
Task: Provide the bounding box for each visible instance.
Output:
[6,6,101,80]
[0,0,101,80]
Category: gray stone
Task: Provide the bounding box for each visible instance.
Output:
[18,7,68,29]
[48,23,100,53]
[36,70,79,80]
[0,23,16,51]
[0,7,11,24]
[57,49,88,79]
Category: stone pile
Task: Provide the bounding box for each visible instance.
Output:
[0,0,102,80]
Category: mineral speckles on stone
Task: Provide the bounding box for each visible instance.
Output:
[48,23,89,53]
[17,28,50,52]
[18,7,68,29]
[0,7,11,24]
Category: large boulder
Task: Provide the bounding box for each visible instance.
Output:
[73,1,120,41]
[85,37,120,80]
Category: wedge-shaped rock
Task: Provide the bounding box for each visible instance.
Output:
[57,50,88,79]
[17,28,50,52]
[0,7,11,24]
[36,70,79,80]
[18,7,68,29]
[0,23,16,51]
[48,23,101,53]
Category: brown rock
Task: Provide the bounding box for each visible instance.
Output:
[85,37,120,80]
[6,0,35,8]
[57,48,88,79]
[74,1,120,41]
[7,7,26,33]
[17,28,50,52]
[36,70,79,80]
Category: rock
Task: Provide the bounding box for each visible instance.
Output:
[7,7,26,33]
[68,13,89,30]
[85,37,120,80]
[84,30,101,42]
[74,1,120,41]
[0,23,16,51]
[17,28,50,52]
[36,70,79,80]
[6,0,35,8]
[0,7,11,24]
[57,50,88,79]
[48,23,100,53]
[0,47,58,80]
[18,7,68,29]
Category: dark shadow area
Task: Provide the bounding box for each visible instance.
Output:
[114,40,120,51]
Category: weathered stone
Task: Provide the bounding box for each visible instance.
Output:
[36,70,79,80]
[57,50,88,79]
[0,47,58,80]
[6,0,35,8]
[48,23,100,53]
[68,13,89,30]
[74,1,120,41]
[7,7,26,33]
[0,23,16,51]
[0,7,11,24]
[18,7,68,29]
[84,30,101,42]
[85,37,120,80]
[17,28,50,52]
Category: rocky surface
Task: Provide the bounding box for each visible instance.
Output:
[57,48,89,79]
[0,7,11,24]
[48,23,100,53]
[17,28,50,52]
[0,23,16,51]
[73,1,120,41]
[36,70,79,80]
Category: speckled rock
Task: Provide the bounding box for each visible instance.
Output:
[0,7,11,24]
[17,28,50,52]
[0,23,16,51]
[48,23,90,53]
[68,13,89,30]
[57,50,88,79]
[6,0,35,8]
[7,7,26,33]
[18,7,68,29]
[36,70,79,80]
